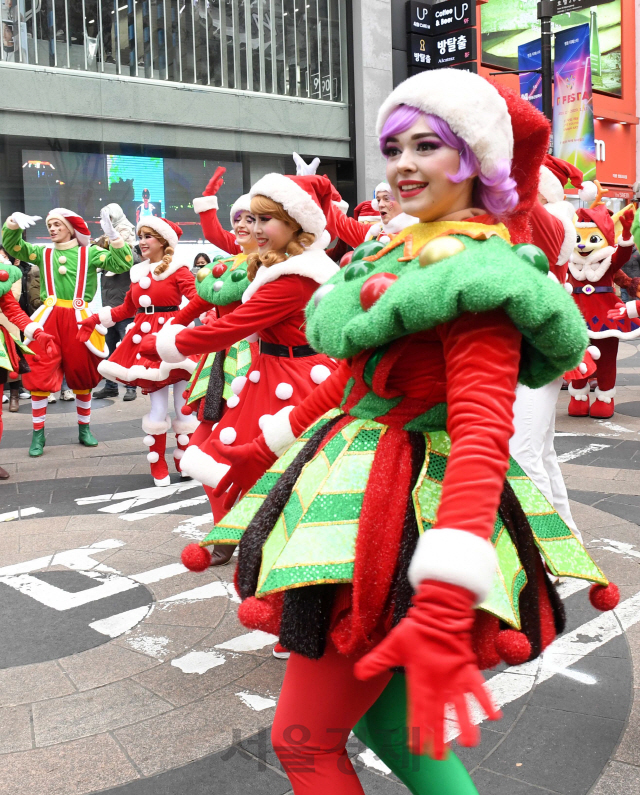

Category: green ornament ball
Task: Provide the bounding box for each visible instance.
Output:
[512,243,549,275]
[344,259,376,282]
[231,269,247,282]
[350,239,385,263]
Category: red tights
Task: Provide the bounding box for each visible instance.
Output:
[272,641,391,794]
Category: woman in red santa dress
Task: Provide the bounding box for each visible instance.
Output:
[139,174,340,540]
[77,217,201,485]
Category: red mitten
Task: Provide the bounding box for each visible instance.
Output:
[76,314,99,343]
[138,333,161,361]
[355,580,501,760]
[620,207,635,240]
[211,434,277,510]
[607,302,627,320]
[33,328,59,358]
[203,166,226,197]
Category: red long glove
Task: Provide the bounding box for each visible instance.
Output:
[355,580,501,760]
[138,333,161,361]
[211,434,277,511]
[33,328,58,358]
[76,313,100,343]
[620,207,635,240]
[204,166,226,197]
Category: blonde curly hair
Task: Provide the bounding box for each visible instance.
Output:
[138,226,174,276]
[246,196,315,281]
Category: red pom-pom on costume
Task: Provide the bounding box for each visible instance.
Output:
[238,593,284,636]
[495,630,532,666]
[181,404,195,416]
[181,543,212,572]
[589,583,620,611]
[472,610,501,670]
[182,389,189,399]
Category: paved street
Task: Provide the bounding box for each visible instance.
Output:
[1,341,640,795]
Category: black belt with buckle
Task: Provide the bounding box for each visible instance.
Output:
[259,340,317,358]
[573,286,614,295]
[136,305,179,314]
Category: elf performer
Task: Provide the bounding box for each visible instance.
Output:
[139,174,341,561]
[1,208,133,456]
[0,262,57,478]
[181,71,619,794]
[567,202,637,418]
[77,217,200,486]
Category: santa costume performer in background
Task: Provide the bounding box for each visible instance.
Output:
[0,261,57,478]
[140,174,340,564]
[567,202,637,418]
[77,217,199,486]
[184,70,619,794]
[1,207,133,457]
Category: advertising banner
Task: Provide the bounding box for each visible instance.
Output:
[553,23,596,180]
[517,39,543,112]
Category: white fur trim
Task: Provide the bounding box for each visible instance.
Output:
[617,234,634,247]
[98,307,115,328]
[24,322,41,340]
[575,221,598,228]
[193,195,219,214]
[544,202,577,265]
[258,414,272,430]
[377,70,513,177]
[568,248,614,282]
[538,166,565,204]
[242,248,339,303]
[250,173,326,239]
[98,357,197,384]
[141,413,171,435]
[626,300,640,320]
[275,382,294,400]
[564,282,574,294]
[364,213,418,242]
[172,415,199,435]
[334,199,349,214]
[578,181,598,203]
[594,386,616,403]
[137,217,179,250]
[156,321,187,363]
[229,194,252,226]
[262,406,296,457]
[407,528,498,603]
[587,345,601,360]
[568,383,590,401]
[179,444,229,488]
[129,258,190,284]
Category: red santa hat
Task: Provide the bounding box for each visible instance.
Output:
[46,208,91,247]
[575,206,615,246]
[354,201,380,224]
[137,216,183,250]
[539,155,584,203]
[249,173,327,241]
[229,194,252,226]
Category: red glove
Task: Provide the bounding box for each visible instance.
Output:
[355,580,501,760]
[607,302,627,320]
[33,328,58,358]
[620,207,635,240]
[203,166,226,197]
[76,313,100,343]
[138,333,161,361]
[211,434,277,511]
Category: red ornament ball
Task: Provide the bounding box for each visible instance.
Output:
[589,582,620,611]
[0,270,9,282]
[212,262,228,277]
[339,251,354,268]
[359,272,398,311]
[181,543,212,572]
[495,629,531,666]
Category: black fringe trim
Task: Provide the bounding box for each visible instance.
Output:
[202,350,226,423]
[279,584,337,659]
[236,414,345,600]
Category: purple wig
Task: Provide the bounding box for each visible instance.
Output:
[379,105,518,218]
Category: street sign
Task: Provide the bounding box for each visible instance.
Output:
[408,28,476,69]
[538,0,610,17]
[406,0,475,37]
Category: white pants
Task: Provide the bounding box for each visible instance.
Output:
[148,382,188,425]
[509,378,580,539]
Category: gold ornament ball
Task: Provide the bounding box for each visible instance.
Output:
[419,236,466,268]
[196,267,211,283]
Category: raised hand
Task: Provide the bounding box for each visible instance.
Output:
[620,207,635,240]
[293,152,321,176]
[203,166,226,197]
[100,207,120,241]
[10,212,42,230]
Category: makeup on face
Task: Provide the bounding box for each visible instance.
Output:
[376,191,401,223]
[233,211,256,242]
[46,219,72,244]
[252,214,296,253]
[138,230,165,261]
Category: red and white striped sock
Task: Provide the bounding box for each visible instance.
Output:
[31,395,48,431]
[74,391,91,425]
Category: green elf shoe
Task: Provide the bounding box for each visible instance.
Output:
[78,424,99,447]
[28,428,46,457]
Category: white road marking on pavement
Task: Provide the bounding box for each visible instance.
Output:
[589,538,640,560]
[0,507,43,522]
[542,662,597,685]
[76,482,202,507]
[0,539,124,576]
[131,563,188,584]
[0,571,139,611]
[90,606,152,637]
[216,630,279,652]
[75,493,114,505]
[172,651,226,674]
[358,748,392,775]
[125,634,170,658]
[236,692,276,711]
[556,578,590,599]
[557,443,610,463]
[161,581,230,602]
[118,495,210,521]
[174,513,213,540]
[597,420,633,433]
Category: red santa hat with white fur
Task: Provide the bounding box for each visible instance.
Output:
[538,155,585,266]
[137,216,183,250]
[46,208,91,247]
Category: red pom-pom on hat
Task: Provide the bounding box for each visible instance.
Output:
[495,629,532,666]
[589,583,620,611]
[181,543,212,572]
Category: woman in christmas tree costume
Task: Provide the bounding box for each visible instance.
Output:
[181,70,620,794]
[77,217,201,486]
[0,262,57,478]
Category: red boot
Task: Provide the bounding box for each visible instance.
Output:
[142,414,172,486]
[568,383,590,417]
[590,387,615,419]
[172,417,198,475]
